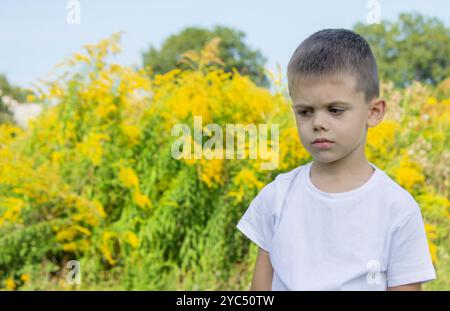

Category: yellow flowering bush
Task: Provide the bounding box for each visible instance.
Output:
[0,33,448,290]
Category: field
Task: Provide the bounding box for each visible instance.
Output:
[0,34,448,290]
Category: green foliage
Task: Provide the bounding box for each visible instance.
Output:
[142,25,270,87]
[0,220,62,277]
[354,13,450,88]
[0,29,448,291]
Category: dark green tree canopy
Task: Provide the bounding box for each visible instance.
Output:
[142,25,270,87]
[354,13,450,88]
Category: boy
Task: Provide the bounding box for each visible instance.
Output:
[236,29,436,291]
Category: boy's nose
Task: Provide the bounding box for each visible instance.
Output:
[312,114,329,131]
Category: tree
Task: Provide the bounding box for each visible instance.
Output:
[354,13,450,88]
[142,25,270,87]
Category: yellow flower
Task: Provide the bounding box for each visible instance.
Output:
[92,199,107,218]
[5,277,16,290]
[227,188,245,203]
[200,159,224,188]
[132,189,152,209]
[95,104,117,118]
[228,169,264,203]
[120,123,141,146]
[234,168,264,190]
[26,94,36,102]
[76,133,110,165]
[426,97,437,106]
[417,193,450,221]
[62,242,78,252]
[395,166,425,189]
[428,242,438,265]
[100,231,117,265]
[425,224,438,264]
[20,274,30,283]
[118,166,139,189]
[74,53,90,63]
[56,227,78,242]
[125,231,139,248]
[0,124,22,145]
[425,224,438,240]
[51,151,63,164]
[49,84,64,98]
[0,197,26,223]
[73,225,92,236]
[393,156,425,190]
[367,120,399,151]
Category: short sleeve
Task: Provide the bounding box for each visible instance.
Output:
[236,182,275,252]
[387,205,437,287]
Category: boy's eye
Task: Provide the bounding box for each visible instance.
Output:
[295,108,345,116]
[296,110,311,116]
[329,108,345,114]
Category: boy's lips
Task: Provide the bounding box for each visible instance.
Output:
[312,138,333,144]
[312,138,334,148]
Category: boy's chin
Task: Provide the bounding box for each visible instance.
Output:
[311,153,341,164]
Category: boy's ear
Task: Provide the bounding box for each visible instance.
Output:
[367,97,386,128]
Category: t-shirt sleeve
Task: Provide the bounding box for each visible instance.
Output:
[386,204,437,287]
[236,182,275,252]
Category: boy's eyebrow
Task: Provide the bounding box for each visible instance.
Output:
[293,101,352,108]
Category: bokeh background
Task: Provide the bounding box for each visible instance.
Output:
[0,0,448,290]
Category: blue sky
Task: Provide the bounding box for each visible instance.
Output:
[1,0,449,88]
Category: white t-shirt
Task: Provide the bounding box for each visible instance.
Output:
[236,161,436,290]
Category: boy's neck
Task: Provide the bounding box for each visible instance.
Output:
[310,157,374,181]
[309,158,375,193]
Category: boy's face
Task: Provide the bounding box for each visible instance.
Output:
[290,73,379,164]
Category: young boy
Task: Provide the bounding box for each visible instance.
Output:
[236,29,436,291]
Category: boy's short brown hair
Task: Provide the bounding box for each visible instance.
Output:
[287,28,379,102]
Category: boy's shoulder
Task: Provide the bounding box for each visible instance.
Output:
[370,166,422,221]
[272,164,305,184]
[263,163,307,195]
[255,163,308,214]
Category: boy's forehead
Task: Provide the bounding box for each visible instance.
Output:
[292,72,358,90]
[290,73,364,106]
